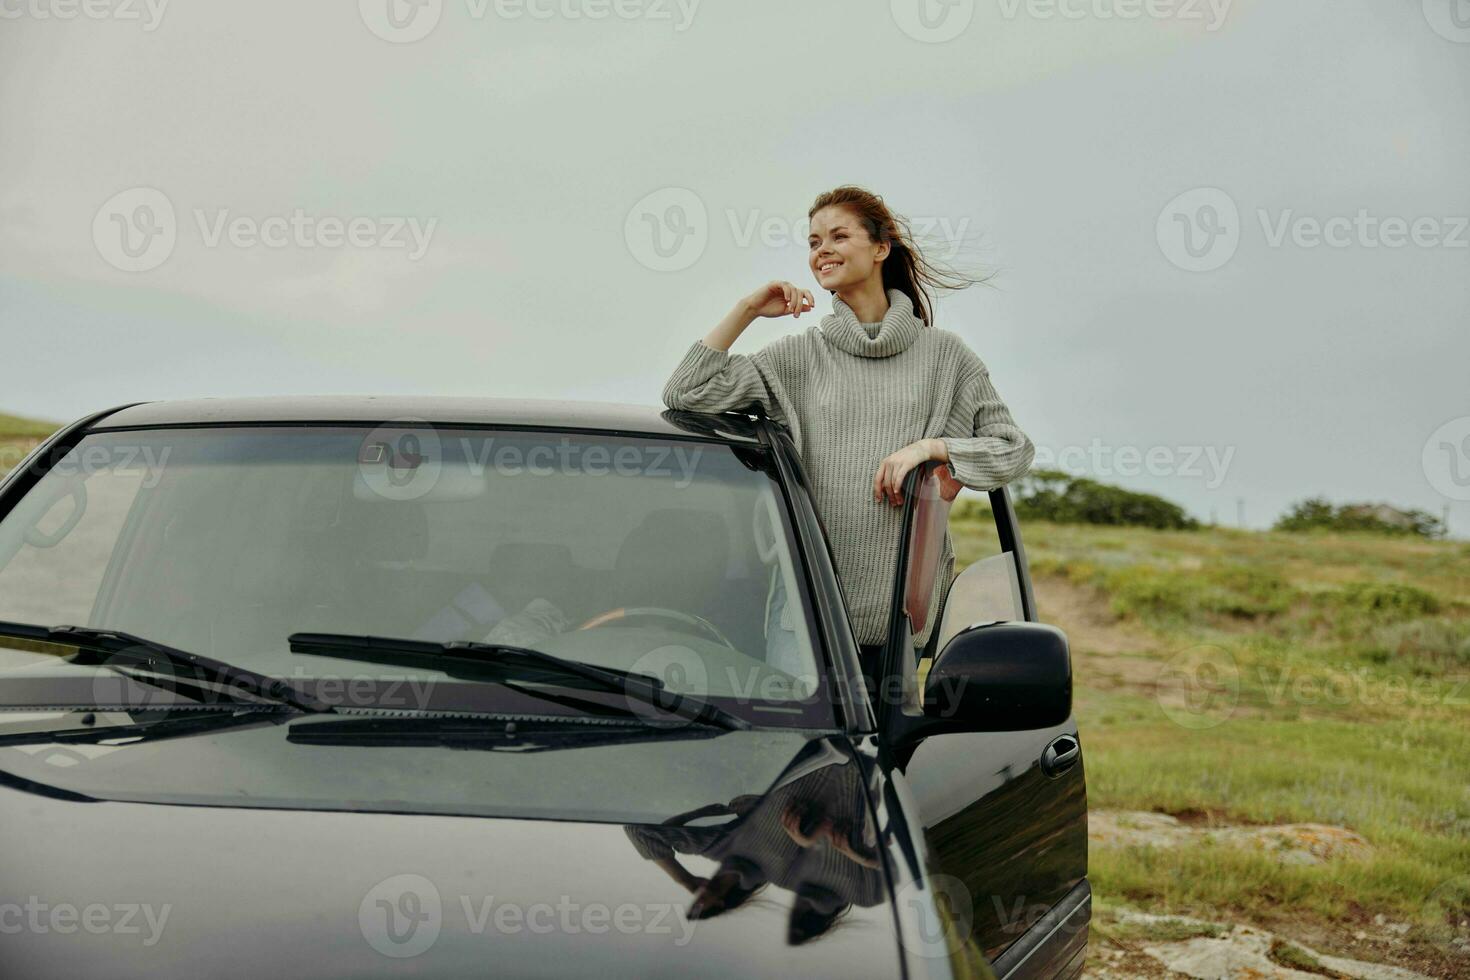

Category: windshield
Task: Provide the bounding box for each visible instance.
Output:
[0,424,831,728]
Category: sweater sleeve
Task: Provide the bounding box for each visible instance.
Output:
[941,364,1036,492]
[660,337,796,424]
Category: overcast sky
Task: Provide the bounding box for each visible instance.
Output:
[2,0,1467,535]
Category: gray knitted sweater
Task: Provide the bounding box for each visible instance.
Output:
[661,287,1036,650]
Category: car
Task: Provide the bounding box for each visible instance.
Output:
[0,395,1089,980]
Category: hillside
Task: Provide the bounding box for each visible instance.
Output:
[0,412,59,477]
[947,510,1470,979]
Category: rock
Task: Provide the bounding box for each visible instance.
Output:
[1088,810,1373,865]
[1121,914,1434,980]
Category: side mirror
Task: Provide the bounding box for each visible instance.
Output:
[899,622,1072,741]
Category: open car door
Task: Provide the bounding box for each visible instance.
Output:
[877,462,1090,980]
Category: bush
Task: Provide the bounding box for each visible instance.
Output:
[1012,469,1200,530]
[1363,618,1470,668]
[1105,562,1296,625]
[1107,565,1200,622]
[1326,581,1442,621]
[1274,496,1446,538]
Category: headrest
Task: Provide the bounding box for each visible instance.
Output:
[615,508,730,580]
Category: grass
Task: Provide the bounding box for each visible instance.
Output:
[948,506,1470,975]
[0,412,59,478]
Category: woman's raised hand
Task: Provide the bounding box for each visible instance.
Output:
[742,280,816,320]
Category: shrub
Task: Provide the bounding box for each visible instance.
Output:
[1012,469,1200,530]
[1363,618,1470,668]
[1327,582,1443,621]
[1274,496,1446,538]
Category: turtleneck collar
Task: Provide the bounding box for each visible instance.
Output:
[820,287,924,358]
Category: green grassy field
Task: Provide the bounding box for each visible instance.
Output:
[0,412,58,477]
[947,505,1470,978]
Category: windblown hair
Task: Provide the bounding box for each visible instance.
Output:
[807,184,991,327]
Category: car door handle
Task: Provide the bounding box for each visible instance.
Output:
[1041,734,1080,778]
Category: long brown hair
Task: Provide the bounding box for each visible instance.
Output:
[807,185,990,327]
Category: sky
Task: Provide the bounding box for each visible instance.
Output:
[1,0,1467,535]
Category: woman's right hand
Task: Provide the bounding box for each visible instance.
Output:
[742,280,815,320]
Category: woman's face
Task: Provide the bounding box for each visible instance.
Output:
[808,206,888,292]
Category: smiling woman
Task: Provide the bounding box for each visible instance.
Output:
[661,185,1037,673]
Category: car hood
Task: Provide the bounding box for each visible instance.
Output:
[0,720,904,979]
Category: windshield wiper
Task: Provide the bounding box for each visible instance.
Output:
[0,620,333,714]
[0,706,294,748]
[288,632,750,731]
[286,715,728,752]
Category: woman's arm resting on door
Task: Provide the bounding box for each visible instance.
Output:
[661,339,787,418]
[936,365,1036,491]
[661,303,800,421]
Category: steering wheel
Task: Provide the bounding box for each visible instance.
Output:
[577,606,738,651]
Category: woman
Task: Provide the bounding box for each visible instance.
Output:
[660,185,1036,691]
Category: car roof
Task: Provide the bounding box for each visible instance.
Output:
[86,395,765,444]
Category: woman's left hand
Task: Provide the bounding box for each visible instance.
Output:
[873,440,939,507]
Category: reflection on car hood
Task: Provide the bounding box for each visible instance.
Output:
[0,723,903,978]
